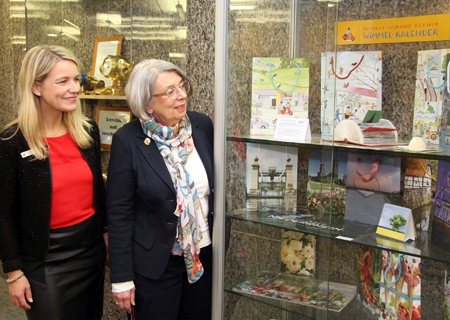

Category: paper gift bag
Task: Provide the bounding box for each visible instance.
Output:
[412,49,450,149]
[358,246,382,315]
[379,250,421,320]
[346,153,401,193]
[251,57,310,136]
[345,189,391,225]
[320,51,383,140]
[345,154,401,225]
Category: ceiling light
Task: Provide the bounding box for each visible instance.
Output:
[230,0,257,10]
[96,13,122,27]
[46,25,80,36]
[169,52,186,58]
[63,19,79,29]
[11,35,26,44]
[62,33,79,41]
[230,5,256,10]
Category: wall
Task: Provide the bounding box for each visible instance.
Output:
[0,0,215,129]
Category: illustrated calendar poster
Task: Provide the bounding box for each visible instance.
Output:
[412,48,450,148]
[251,57,310,136]
[320,51,383,140]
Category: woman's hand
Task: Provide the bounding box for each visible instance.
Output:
[113,287,135,313]
[7,271,32,310]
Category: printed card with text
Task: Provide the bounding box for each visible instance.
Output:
[274,118,311,142]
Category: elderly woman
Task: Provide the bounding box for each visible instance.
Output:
[107,59,214,320]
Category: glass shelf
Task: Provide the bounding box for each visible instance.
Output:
[224,287,379,320]
[226,202,450,263]
[227,134,450,161]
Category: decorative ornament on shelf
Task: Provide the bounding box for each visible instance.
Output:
[333,118,398,146]
[408,136,427,151]
[95,55,135,96]
[81,74,105,94]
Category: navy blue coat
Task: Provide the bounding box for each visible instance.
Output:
[107,111,214,283]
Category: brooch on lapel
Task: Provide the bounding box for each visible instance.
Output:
[144,138,151,145]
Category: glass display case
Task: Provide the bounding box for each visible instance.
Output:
[213,0,450,319]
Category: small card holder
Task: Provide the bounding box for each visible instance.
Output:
[376,203,415,242]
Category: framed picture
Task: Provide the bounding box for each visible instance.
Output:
[95,106,133,149]
[91,36,123,87]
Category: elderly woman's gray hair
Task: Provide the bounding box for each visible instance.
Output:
[124,59,191,121]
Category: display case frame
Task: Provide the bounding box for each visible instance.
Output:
[213,0,450,319]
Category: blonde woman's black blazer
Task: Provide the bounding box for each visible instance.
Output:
[0,120,107,273]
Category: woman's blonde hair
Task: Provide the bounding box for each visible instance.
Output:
[4,45,93,160]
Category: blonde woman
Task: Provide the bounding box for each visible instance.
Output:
[0,45,107,320]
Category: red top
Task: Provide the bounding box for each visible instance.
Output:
[47,133,95,229]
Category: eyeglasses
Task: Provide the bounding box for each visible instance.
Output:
[153,80,191,100]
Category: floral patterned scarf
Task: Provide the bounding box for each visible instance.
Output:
[142,115,203,283]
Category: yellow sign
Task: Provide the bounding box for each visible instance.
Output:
[336,14,450,45]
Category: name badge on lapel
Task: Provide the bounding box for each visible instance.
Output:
[21,150,33,158]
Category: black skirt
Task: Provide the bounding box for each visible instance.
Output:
[22,215,106,320]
